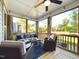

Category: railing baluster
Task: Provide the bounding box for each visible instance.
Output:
[70,37,72,51]
[65,36,66,46]
[63,36,64,43]
[77,36,79,54]
[65,36,67,49]
[68,36,70,50]
[73,37,75,52]
[59,36,61,46]
[65,36,67,48]
[57,36,59,45]
[67,36,69,50]
[58,36,60,44]
[60,36,62,45]
[71,37,73,51]
[58,36,60,46]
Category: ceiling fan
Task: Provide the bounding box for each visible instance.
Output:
[35,0,62,11]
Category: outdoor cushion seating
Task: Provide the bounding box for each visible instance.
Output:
[16,35,22,41]
[0,40,26,55]
[43,34,57,51]
[0,40,27,59]
[0,40,36,59]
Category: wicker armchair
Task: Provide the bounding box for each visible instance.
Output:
[43,35,57,51]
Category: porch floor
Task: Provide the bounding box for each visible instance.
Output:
[31,44,79,59]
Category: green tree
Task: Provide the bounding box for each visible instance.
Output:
[57,17,69,31]
[38,26,47,33]
[57,8,78,33]
[69,9,78,33]
[17,18,26,25]
[17,18,26,33]
[27,21,36,32]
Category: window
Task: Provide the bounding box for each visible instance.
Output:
[51,8,78,33]
[38,19,48,33]
[13,17,26,33]
[28,20,36,32]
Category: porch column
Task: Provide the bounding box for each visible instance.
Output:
[26,19,28,33]
[36,21,39,37]
[7,15,13,40]
[48,16,52,37]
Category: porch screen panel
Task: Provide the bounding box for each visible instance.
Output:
[38,19,48,39]
[28,20,36,32]
[38,19,48,33]
[51,8,78,33]
[13,17,26,33]
[51,8,79,53]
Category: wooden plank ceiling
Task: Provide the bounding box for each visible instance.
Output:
[4,0,78,20]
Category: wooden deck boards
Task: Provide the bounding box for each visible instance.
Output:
[37,48,79,59]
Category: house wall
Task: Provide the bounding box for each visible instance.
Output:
[0,1,5,41]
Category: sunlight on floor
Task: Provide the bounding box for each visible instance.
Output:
[37,48,79,59]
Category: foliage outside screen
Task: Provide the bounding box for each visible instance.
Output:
[51,8,78,33]
[38,8,78,33]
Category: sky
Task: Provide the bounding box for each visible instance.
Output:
[51,11,71,27]
[39,19,48,27]
[13,17,19,23]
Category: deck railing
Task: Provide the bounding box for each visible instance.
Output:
[54,33,79,54]
[38,32,79,54]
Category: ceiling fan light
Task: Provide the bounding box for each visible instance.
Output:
[44,0,51,6]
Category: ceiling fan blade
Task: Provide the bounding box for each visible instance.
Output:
[34,1,45,8]
[50,0,62,4]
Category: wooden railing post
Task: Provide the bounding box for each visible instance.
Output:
[36,21,39,37]
[26,19,28,33]
[7,15,13,40]
[48,17,52,37]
